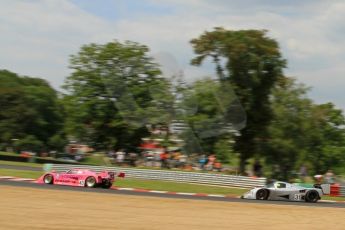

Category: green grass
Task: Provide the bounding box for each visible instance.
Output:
[0,160,43,168]
[115,178,247,195]
[0,151,19,156]
[322,196,345,201]
[0,168,42,178]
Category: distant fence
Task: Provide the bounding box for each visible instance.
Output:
[44,164,266,188]
[340,186,345,197]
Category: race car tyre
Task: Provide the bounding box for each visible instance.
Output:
[101,181,113,189]
[256,189,269,200]
[85,176,96,188]
[43,174,54,184]
[305,190,319,203]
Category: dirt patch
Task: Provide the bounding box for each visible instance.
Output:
[0,185,344,230]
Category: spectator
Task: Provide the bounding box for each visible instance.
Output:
[108,150,115,158]
[128,152,137,167]
[199,155,207,170]
[145,151,154,167]
[115,149,125,166]
[206,154,216,171]
[214,161,222,172]
[178,154,187,169]
[160,148,169,169]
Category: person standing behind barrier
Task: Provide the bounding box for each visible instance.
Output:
[128,152,137,167]
[206,154,216,171]
[160,148,169,169]
[179,154,187,169]
[116,149,125,166]
[214,160,222,172]
[199,154,207,170]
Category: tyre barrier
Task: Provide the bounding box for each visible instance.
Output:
[43,164,266,188]
[330,183,340,196]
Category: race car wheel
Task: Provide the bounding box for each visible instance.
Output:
[256,189,269,200]
[43,174,54,184]
[101,181,112,189]
[85,176,96,188]
[305,190,319,203]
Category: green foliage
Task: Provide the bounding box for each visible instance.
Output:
[63,40,174,150]
[48,134,68,152]
[178,79,237,161]
[263,77,345,179]
[190,28,286,172]
[0,70,64,152]
[15,135,43,153]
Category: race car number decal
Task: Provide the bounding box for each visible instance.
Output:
[294,194,302,200]
[79,180,85,186]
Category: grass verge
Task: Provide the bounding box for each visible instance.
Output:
[115,178,247,195]
[0,160,43,168]
[0,169,42,179]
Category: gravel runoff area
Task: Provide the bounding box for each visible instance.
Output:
[1,185,345,230]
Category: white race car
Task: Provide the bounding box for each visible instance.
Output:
[241,181,330,203]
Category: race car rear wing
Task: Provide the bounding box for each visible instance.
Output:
[314,184,330,195]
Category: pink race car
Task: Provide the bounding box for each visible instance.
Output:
[38,169,125,189]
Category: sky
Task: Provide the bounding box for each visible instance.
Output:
[0,0,344,110]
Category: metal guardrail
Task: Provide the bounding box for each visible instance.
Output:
[340,186,345,197]
[44,164,266,188]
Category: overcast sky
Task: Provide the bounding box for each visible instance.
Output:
[1,0,344,110]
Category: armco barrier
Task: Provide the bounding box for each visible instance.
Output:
[44,164,266,188]
[340,186,345,197]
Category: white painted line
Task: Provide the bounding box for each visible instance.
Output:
[150,190,168,194]
[9,178,35,181]
[176,192,196,196]
[0,176,15,179]
[117,187,135,191]
[207,194,226,198]
[319,200,336,203]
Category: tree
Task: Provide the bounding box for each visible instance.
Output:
[262,78,345,180]
[0,70,64,152]
[63,40,174,151]
[262,77,313,179]
[304,103,345,175]
[190,28,286,173]
[178,79,239,162]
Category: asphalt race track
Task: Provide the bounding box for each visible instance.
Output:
[0,179,344,208]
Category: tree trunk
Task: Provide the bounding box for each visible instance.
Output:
[239,156,247,175]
